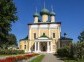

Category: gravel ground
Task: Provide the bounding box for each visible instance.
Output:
[41,53,64,62]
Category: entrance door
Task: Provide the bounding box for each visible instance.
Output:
[40,42,47,52]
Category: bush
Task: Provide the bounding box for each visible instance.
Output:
[57,46,74,58]
[0,49,24,55]
[57,42,84,60]
[73,42,84,59]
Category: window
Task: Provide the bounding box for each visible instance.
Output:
[43,33,45,35]
[24,45,26,49]
[34,33,36,39]
[53,33,55,38]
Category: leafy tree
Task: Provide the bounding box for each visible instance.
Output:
[72,31,84,59]
[74,42,84,59]
[57,46,70,57]
[7,33,17,46]
[78,31,84,42]
[76,30,84,59]
[57,31,84,60]
[0,0,17,47]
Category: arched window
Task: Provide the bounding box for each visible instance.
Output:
[53,33,55,38]
[34,33,36,39]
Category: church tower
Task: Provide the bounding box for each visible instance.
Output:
[40,3,49,22]
[33,8,39,23]
[50,6,56,22]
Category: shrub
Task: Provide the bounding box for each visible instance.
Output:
[57,42,84,60]
[0,49,24,55]
[57,46,74,58]
[73,42,84,59]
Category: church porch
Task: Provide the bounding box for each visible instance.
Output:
[34,37,52,53]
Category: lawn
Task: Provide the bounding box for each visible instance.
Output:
[64,59,84,62]
[0,53,27,58]
[30,55,45,62]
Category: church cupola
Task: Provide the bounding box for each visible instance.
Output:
[40,3,49,22]
[50,6,56,22]
[33,8,39,23]
[40,8,49,15]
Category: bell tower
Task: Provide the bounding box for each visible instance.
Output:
[50,6,56,22]
[33,8,39,23]
[40,2,49,22]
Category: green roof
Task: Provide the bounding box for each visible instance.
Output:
[20,36,28,41]
[40,33,48,38]
[33,12,39,17]
[50,11,56,16]
[60,37,73,40]
[40,8,49,15]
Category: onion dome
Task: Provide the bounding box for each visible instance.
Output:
[50,5,56,16]
[33,12,39,17]
[40,8,49,15]
[50,11,56,16]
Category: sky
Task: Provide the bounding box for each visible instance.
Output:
[12,0,84,42]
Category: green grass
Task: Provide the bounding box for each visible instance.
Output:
[64,59,84,62]
[30,55,45,62]
[0,53,26,57]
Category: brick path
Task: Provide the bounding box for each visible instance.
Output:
[41,53,64,62]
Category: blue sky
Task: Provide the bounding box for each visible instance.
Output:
[12,0,84,42]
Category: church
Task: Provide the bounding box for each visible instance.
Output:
[19,5,61,53]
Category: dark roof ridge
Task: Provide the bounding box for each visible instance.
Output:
[28,22,61,25]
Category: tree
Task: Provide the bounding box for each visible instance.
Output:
[57,46,72,58]
[7,33,17,46]
[57,31,84,60]
[0,0,17,47]
[78,31,84,42]
[74,42,84,59]
[73,30,84,59]
[1,33,17,49]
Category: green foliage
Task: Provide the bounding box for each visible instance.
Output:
[57,42,84,61]
[78,31,84,42]
[57,31,84,60]
[73,30,84,59]
[0,49,24,55]
[0,33,17,49]
[57,46,73,58]
[0,0,18,47]
[73,42,84,59]
[65,59,84,62]
[7,33,17,46]
[57,42,84,59]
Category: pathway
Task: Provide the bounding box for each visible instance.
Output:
[41,53,64,62]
